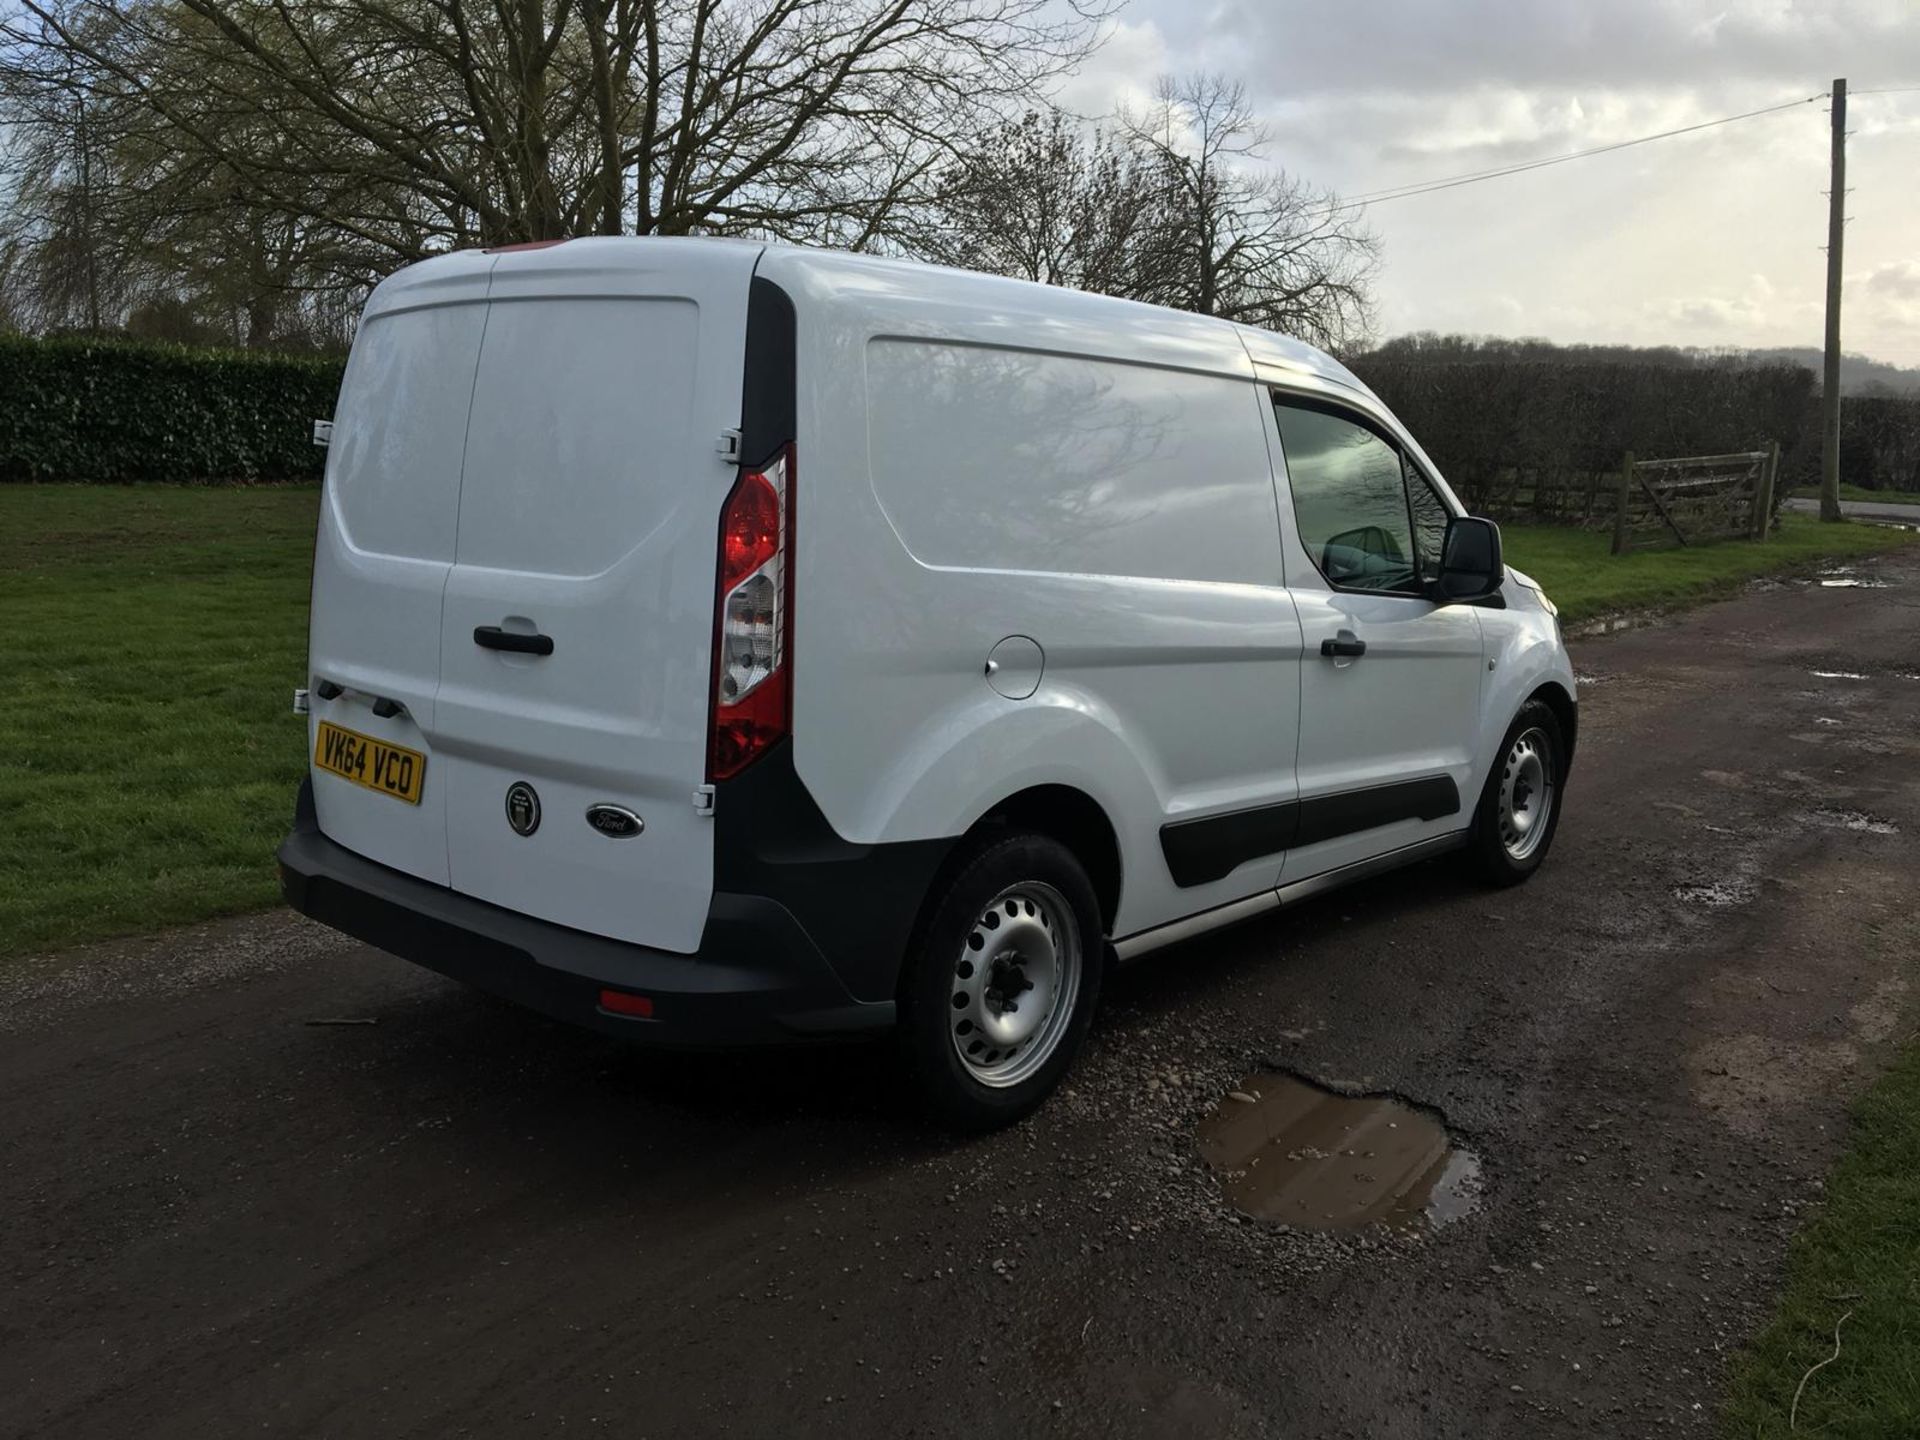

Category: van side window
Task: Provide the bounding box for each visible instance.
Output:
[1405,460,1451,582]
[1272,398,1418,594]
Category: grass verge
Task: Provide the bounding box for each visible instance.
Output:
[1,488,1916,958]
[1786,483,1920,508]
[1,484,319,958]
[1722,1041,1920,1436]
[1503,514,1919,624]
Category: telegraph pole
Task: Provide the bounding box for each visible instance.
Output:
[1819,77,1846,522]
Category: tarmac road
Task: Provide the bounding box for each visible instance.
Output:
[5,551,1918,1439]
[1783,495,1920,526]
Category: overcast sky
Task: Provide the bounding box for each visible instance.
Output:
[1054,0,1920,364]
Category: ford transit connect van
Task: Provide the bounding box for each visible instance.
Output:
[278,237,1575,1128]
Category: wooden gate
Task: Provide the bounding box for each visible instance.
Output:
[1609,442,1781,555]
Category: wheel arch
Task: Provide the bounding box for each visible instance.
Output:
[973,785,1124,934]
[1527,680,1578,773]
[906,784,1124,951]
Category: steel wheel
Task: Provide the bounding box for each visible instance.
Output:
[1497,726,1555,862]
[947,881,1082,1089]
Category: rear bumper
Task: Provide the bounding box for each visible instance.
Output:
[277,779,895,1046]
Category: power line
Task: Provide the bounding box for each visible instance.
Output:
[1322,93,1825,215]
[1850,85,1920,95]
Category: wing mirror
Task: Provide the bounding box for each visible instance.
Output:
[1432,516,1504,604]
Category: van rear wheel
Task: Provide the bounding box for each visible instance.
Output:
[898,833,1103,1130]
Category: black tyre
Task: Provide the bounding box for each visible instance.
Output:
[897,832,1104,1131]
[1468,699,1566,886]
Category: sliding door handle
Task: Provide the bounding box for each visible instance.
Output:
[1320,631,1367,659]
[474,626,554,656]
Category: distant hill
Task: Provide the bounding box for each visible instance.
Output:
[1736,347,1920,397]
[1353,333,1920,397]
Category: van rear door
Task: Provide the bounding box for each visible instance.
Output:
[435,240,761,951]
[306,252,494,886]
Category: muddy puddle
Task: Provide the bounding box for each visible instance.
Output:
[1818,563,1900,588]
[1197,1073,1480,1232]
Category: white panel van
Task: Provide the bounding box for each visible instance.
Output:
[279,237,1576,1128]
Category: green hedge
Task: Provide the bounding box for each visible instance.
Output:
[1350,356,1817,520]
[0,335,346,484]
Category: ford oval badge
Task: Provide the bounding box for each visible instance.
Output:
[585,804,644,839]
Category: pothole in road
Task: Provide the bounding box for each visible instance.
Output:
[1806,808,1901,836]
[1197,1073,1481,1232]
[1819,577,1891,589]
[1810,669,1871,681]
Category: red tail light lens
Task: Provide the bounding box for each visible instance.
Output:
[708,446,793,781]
[720,470,781,590]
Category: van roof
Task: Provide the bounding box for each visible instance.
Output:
[386,236,1372,402]
[752,240,1374,401]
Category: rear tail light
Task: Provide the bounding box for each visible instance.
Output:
[707,445,794,780]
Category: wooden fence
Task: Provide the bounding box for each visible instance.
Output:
[1608,442,1780,555]
[1454,464,1623,526]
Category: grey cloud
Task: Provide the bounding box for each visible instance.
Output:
[1079,1,1920,362]
[1138,0,1920,100]
[1866,262,1920,299]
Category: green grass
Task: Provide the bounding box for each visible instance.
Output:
[1,488,1916,959]
[1787,483,1920,508]
[1723,1042,1920,1437]
[0,484,319,958]
[1503,514,1920,623]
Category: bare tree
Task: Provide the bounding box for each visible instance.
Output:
[925,109,1174,296]
[0,0,1109,284]
[0,239,26,332]
[1120,74,1377,349]
[931,78,1377,348]
[4,93,135,332]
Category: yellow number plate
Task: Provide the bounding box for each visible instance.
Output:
[314,720,426,805]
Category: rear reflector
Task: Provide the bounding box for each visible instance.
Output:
[597,988,655,1019]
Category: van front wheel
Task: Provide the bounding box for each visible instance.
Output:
[1469,699,1566,886]
[898,833,1103,1130]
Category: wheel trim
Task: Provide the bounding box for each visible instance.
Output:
[949,881,1081,1089]
[1497,726,1555,862]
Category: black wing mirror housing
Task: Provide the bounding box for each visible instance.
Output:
[1434,516,1504,603]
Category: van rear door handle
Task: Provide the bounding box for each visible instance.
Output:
[474,626,554,656]
[1320,631,1367,658]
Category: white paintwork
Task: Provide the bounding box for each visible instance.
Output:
[1261,388,1486,882]
[307,236,1574,964]
[308,249,493,886]
[307,238,759,950]
[836,296,1302,929]
[435,242,758,950]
